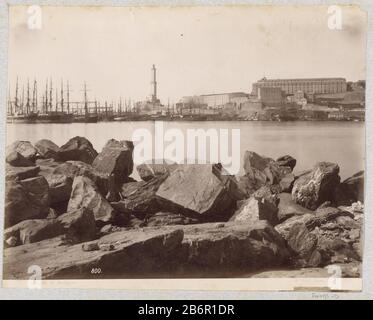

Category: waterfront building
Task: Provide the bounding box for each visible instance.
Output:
[251,77,347,96]
[180,92,249,108]
[257,87,284,107]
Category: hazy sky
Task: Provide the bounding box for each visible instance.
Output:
[8,5,367,104]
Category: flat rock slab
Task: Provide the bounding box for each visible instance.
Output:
[3,228,184,279]
[3,221,289,279]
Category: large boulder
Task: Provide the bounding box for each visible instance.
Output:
[4,176,50,228]
[67,176,115,223]
[243,151,286,185]
[230,186,279,226]
[335,171,364,206]
[275,207,361,267]
[156,164,238,220]
[58,136,98,164]
[44,174,73,205]
[57,207,97,243]
[6,151,34,167]
[92,139,134,185]
[276,155,297,171]
[136,160,178,182]
[6,141,37,161]
[111,175,168,218]
[4,219,63,245]
[176,221,290,274]
[4,207,97,247]
[291,162,341,210]
[35,139,60,160]
[237,151,292,198]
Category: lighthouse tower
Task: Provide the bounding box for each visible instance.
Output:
[151,64,158,104]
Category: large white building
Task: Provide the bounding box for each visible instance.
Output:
[180,92,249,108]
[251,77,347,96]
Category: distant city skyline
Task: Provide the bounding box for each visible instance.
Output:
[8,5,367,104]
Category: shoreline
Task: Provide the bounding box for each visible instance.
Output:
[3,137,364,281]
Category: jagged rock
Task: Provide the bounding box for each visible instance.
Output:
[176,221,290,274]
[137,160,178,181]
[279,173,295,193]
[6,141,37,161]
[291,162,341,210]
[237,151,292,198]
[3,221,290,279]
[5,176,50,228]
[276,155,297,171]
[67,176,115,223]
[58,136,98,164]
[92,139,134,185]
[57,207,97,243]
[46,174,73,205]
[335,171,364,206]
[243,151,284,185]
[6,164,40,181]
[104,139,134,151]
[235,173,265,198]
[4,207,97,247]
[145,212,199,227]
[342,171,364,202]
[4,219,63,245]
[35,139,60,160]
[275,207,360,267]
[156,164,238,219]
[52,161,108,195]
[286,223,319,267]
[6,151,34,167]
[277,193,313,222]
[111,175,168,218]
[230,186,279,226]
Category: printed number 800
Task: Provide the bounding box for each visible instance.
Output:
[91,268,102,274]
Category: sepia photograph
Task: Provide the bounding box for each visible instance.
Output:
[1,4,367,292]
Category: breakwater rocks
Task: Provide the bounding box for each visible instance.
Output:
[4,137,364,279]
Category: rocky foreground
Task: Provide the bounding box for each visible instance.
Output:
[3,138,364,279]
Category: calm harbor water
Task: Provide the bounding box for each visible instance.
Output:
[7,121,365,180]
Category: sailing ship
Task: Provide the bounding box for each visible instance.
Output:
[7,78,39,123]
[36,79,73,123]
[72,83,98,123]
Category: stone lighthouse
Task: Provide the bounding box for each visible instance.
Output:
[151,64,159,104]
